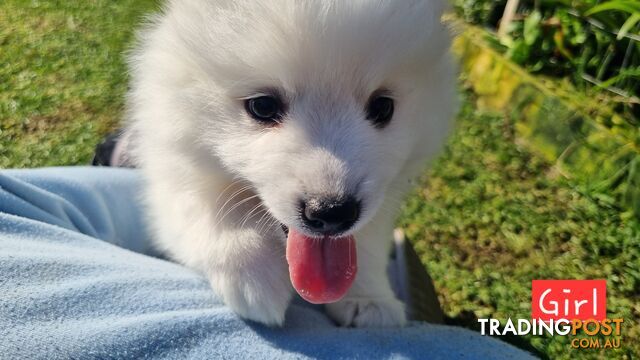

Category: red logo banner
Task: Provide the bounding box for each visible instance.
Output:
[531,280,606,321]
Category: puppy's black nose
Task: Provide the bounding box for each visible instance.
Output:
[301,197,360,235]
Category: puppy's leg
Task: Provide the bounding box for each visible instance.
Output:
[151,180,293,326]
[204,191,293,326]
[326,208,407,327]
[206,226,293,326]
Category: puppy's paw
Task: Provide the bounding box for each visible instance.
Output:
[211,271,292,326]
[326,296,407,327]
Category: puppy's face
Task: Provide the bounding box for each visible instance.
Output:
[178,0,452,236]
[223,84,404,237]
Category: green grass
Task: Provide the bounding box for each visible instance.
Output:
[400,94,639,358]
[0,0,159,168]
[1,1,638,359]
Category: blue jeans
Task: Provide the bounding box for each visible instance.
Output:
[0,167,532,359]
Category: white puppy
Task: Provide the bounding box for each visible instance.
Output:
[126,0,456,327]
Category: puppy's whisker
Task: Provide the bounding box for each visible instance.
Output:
[255,210,273,235]
[213,184,253,224]
[250,211,269,235]
[238,203,265,230]
[216,194,257,228]
[257,213,279,235]
[212,181,244,216]
[215,194,260,229]
[214,186,248,221]
[213,179,243,208]
[265,218,282,235]
[236,206,257,230]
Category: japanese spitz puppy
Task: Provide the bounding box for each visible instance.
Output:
[127,0,455,327]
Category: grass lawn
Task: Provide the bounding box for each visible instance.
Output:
[400,95,639,359]
[1,1,638,359]
[0,0,159,167]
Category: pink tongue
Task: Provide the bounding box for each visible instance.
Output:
[286,229,357,304]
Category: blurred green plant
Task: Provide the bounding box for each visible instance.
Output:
[453,0,640,220]
[453,0,640,120]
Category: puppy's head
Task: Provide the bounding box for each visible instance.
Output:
[157,0,455,237]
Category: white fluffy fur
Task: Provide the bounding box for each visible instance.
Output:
[127,0,456,327]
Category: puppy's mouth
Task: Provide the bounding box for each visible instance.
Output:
[280,224,357,304]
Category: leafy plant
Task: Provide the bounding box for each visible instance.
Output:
[453,0,640,120]
[454,0,640,218]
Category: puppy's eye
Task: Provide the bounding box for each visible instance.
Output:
[245,96,284,124]
[366,95,394,128]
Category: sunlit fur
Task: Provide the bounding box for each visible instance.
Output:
[127,0,456,327]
